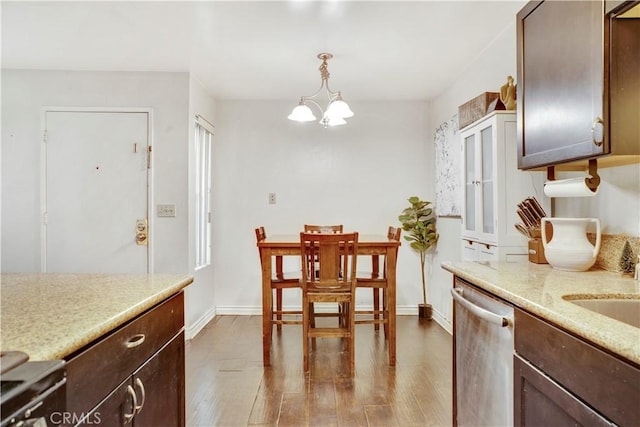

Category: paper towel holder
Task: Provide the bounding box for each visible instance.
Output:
[546,159,601,192]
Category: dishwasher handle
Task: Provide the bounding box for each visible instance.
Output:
[451,288,512,327]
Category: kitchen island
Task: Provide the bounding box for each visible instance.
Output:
[0,273,193,426]
[0,273,193,360]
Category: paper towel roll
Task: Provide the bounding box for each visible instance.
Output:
[544,177,599,197]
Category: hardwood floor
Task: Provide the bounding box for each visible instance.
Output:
[186,315,452,427]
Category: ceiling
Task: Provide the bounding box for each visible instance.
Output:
[1,1,527,101]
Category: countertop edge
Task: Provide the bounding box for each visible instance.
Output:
[54,277,193,361]
[442,262,640,366]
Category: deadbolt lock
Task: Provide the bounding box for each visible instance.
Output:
[136,219,148,246]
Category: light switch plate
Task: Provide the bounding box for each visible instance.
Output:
[157,204,176,217]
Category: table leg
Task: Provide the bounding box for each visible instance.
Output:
[372,255,380,331]
[261,248,273,366]
[386,247,397,366]
[275,256,284,331]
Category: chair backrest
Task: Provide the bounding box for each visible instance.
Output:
[383,226,401,277]
[300,232,358,289]
[303,224,344,234]
[255,226,267,242]
[255,226,267,263]
[387,226,401,241]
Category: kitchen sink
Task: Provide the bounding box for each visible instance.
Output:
[565,297,640,328]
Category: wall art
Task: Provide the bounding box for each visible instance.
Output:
[434,114,462,217]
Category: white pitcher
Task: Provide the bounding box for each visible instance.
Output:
[541,218,601,272]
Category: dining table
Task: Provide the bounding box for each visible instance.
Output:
[257,233,401,367]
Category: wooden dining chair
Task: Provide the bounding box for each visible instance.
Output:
[355,226,401,335]
[303,224,345,326]
[300,231,359,374]
[255,227,302,331]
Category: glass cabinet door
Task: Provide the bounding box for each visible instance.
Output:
[480,125,494,235]
[464,133,476,234]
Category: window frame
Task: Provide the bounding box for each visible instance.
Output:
[194,118,213,270]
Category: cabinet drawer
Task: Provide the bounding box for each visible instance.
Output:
[515,308,640,425]
[66,292,184,415]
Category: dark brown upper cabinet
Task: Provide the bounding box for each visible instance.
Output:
[517,1,639,170]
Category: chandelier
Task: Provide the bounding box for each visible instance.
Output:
[287,53,354,128]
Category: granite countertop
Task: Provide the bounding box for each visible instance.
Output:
[0,273,193,361]
[441,261,640,366]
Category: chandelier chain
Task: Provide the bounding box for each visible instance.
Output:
[319,58,330,81]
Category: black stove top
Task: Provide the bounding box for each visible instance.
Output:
[0,352,29,375]
[0,351,66,427]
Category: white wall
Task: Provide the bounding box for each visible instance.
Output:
[1,70,190,273]
[427,20,525,331]
[1,70,223,338]
[554,165,640,235]
[211,100,433,314]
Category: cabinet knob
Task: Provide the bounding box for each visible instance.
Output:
[592,117,604,147]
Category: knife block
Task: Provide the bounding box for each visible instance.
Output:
[528,239,548,264]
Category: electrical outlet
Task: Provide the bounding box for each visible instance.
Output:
[269,193,276,204]
[157,204,176,217]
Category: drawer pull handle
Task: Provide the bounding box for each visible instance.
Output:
[134,378,146,414]
[124,385,138,424]
[125,334,146,349]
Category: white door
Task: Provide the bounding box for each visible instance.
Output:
[43,110,150,273]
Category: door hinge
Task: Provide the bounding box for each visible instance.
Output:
[43,212,48,225]
[147,145,152,169]
[43,130,48,143]
[208,212,212,223]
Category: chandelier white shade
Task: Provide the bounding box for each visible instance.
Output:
[288,53,354,128]
[288,102,316,122]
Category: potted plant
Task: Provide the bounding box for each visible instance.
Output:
[399,196,439,319]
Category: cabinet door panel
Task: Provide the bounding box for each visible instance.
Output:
[515,309,640,425]
[76,379,134,427]
[609,12,640,154]
[514,355,614,426]
[133,331,185,427]
[517,1,604,169]
[463,133,477,235]
[480,125,494,235]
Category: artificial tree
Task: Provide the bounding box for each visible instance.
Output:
[399,196,439,319]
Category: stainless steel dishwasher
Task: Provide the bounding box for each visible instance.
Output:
[451,277,514,427]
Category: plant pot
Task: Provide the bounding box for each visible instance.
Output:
[418,303,433,320]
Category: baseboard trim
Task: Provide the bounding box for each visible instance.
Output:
[214,305,421,316]
[188,305,452,337]
[431,308,452,335]
[186,306,217,340]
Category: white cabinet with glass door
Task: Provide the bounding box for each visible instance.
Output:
[460,111,547,262]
